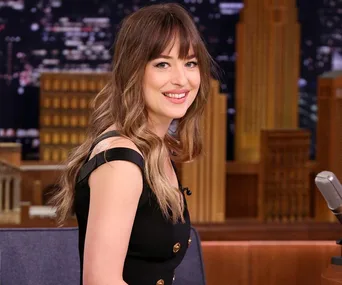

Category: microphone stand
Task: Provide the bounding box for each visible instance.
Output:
[321,239,342,284]
[331,212,342,265]
[331,239,342,265]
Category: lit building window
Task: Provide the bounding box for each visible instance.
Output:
[71,116,78,127]
[53,97,60,108]
[52,150,59,161]
[44,133,51,144]
[80,98,87,109]
[71,97,78,109]
[44,79,51,91]
[62,115,69,126]
[53,115,60,126]
[53,133,60,144]
[62,97,69,109]
[43,116,51,126]
[71,133,77,144]
[43,148,50,161]
[62,80,69,91]
[44,98,51,108]
[71,80,78,91]
[61,149,68,161]
[62,133,68,144]
[53,79,59,91]
[79,116,86,127]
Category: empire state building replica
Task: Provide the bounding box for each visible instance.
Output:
[234,0,300,162]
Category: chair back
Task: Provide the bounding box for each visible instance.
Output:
[0,226,206,285]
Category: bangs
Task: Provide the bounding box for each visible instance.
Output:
[147,14,199,61]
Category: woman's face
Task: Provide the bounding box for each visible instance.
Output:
[142,36,201,126]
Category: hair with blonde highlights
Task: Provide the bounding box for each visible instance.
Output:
[50,3,218,225]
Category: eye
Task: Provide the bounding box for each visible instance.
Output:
[186,61,198,68]
[155,62,170,69]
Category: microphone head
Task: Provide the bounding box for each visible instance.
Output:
[315,171,342,211]
[182,187,192,196]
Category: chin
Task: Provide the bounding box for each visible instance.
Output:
[169,105,191,118]
[167,110,188,120]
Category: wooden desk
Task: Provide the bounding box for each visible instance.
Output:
[322,264,342,284]
[202,240,340,285]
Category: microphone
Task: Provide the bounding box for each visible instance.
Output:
[182,187,192,196]
[315,171,342,266]
[315,171,342,223]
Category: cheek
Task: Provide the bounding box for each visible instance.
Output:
[189,71,201,90]
[143,88,156,110]
[144,75,168,99]
[189,72,201,102]
[143,71,161,103]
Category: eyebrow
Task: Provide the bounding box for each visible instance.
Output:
[156,54,197,60]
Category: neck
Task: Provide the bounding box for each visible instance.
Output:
[147,116,173,138]
[148,122,170,138]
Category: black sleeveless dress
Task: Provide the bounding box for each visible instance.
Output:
[74,130,191,285]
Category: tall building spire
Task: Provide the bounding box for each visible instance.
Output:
[235,0,300,162]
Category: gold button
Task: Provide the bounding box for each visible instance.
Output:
[173,242,181,253]
[156,279,164,285]
[188,238,192,246]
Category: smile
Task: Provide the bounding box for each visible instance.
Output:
[162,92,188,99]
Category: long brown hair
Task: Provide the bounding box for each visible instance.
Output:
[50,3,217,224]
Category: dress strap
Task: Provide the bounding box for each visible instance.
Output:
[78,130,144,184]
[76,131,149,208]
[86,130,121,161]
[77,147,145,184]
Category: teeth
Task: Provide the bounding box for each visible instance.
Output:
[163,93,186,99]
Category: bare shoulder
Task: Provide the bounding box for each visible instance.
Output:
[88,134,144,187]
[89,134,144,160]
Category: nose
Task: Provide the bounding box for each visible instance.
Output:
[170,64,188,86]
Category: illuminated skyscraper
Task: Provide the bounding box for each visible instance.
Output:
[316,71,342,221]
[40,72,109,162]
[317,72,342,183]
[235,0,300,162]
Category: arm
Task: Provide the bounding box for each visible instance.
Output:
[82,152,143,285]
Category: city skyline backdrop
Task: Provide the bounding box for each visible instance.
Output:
[0,0,341,160]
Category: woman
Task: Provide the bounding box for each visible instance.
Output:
[51,3,216,285]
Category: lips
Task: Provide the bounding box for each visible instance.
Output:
[162,92,188,99]
[162,91,189,105]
